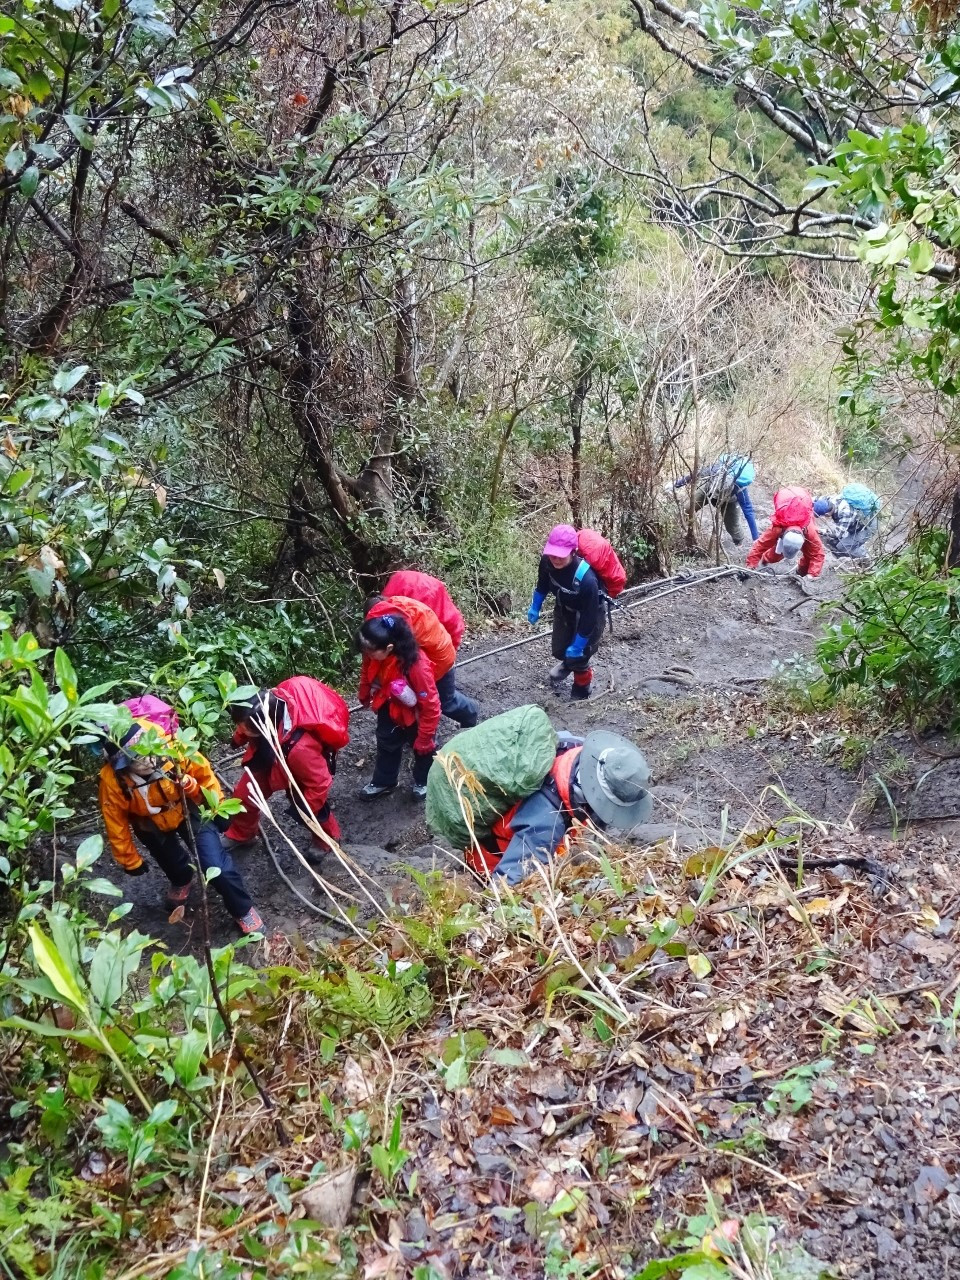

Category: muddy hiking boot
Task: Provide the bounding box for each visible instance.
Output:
[570,683,592,701]
[235,907,264,935]
[411,783,428,800]
[164,878,193,908]
[360,782,396,799]
[221,835,259,854]
[548,661,569,692]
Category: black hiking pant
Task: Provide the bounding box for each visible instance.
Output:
[134,815,252,918]
[371,706,436,788]
[551,602,606,674]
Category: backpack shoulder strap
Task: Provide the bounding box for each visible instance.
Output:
[573,559,591,586]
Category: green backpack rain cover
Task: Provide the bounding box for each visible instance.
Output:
[425,704,558,848]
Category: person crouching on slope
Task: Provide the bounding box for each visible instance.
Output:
[365,585,479,728]
[527,524,604,700]
[222,677,349,859]
[475,730,652,886]
[357,613,441,800]
[746,486,825,579]
[665,453,760,543]
[99,721,263,934]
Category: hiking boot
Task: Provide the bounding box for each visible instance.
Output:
[360,782,396,799]
[411,783,428,800]
[165,879,193,908]
[235,907,264,935]
[570,682,592,701]
[221,835,258,854]
[548,661,569,692]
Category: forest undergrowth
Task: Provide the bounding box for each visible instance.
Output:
[6,805,958,1280]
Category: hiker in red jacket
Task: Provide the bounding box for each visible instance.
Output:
[373,572,478,727]
[223,677,350,857]
[746,487,825,578]
[357,613,441,799]
[383,570,465,649]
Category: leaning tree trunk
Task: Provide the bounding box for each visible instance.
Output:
[948,483,960,569]
[570,359,591,528]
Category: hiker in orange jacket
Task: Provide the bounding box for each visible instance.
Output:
[746,487,825,578]
[99,719,263,934]
[357,612,441,799]
[367,583,478,728]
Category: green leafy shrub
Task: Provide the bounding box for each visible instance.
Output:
[816,531,960,729]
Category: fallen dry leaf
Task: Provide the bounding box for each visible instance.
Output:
[342,1056,375,1105]
[301,1164,357,1229]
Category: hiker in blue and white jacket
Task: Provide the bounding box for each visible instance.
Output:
[813,484,880,559]
[665,453,760,544]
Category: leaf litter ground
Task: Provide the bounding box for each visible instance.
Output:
[63,571,960,1277]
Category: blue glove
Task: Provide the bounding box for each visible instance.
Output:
[528,591,545,625]
[565,634,589,660]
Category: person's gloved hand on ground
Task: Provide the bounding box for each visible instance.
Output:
[527,590,545,625]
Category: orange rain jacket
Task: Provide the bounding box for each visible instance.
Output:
[363,596,455,679]
[98,722,222,871]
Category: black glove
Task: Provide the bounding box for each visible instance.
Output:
[736,569,750,582]
[125,862,149,876]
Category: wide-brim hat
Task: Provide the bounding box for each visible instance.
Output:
[578,730,653,829]
[543,524,579,558]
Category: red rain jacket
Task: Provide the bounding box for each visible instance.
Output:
[384,570,466,650]
[358,651,441,754]
[746,522,825,578]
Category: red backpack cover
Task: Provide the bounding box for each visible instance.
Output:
[577,529,627,598]
[772,487,814,529]
[122,695,179,737]
[274,676,350,752]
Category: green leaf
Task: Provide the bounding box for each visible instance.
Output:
[64,114,96,149]
[52,364,89,393]
[19,165,39,198]
[54,646,78,701]
[443,1056,470,1089]
[75,834,103,871]
[908,239,935,274]
[173,1028,207,1085]
[28,922,86,1009]
[83,877,123,896]
[486,1047,530,1068]
[687,953,712,979]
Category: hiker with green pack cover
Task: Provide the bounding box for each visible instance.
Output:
[425,705,653,886]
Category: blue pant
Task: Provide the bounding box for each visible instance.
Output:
[735,485,760,541]
[494,787,570,886]
[135,815,252,918]
[435,669,479,727]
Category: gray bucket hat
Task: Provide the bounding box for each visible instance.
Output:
[578,731,653,829]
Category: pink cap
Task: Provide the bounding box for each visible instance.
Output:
[543,524,579,557]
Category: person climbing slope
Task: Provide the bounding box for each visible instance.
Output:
[366,581,478,727]
[222,677,350,858]
[814,484,880,559]
[527,524,606,701]
[665,453,760,544]
[746,485,825,578]
[357,612,441,799]
[383,569,465,650]
[100,718,263,935]
[425,705,653,886]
